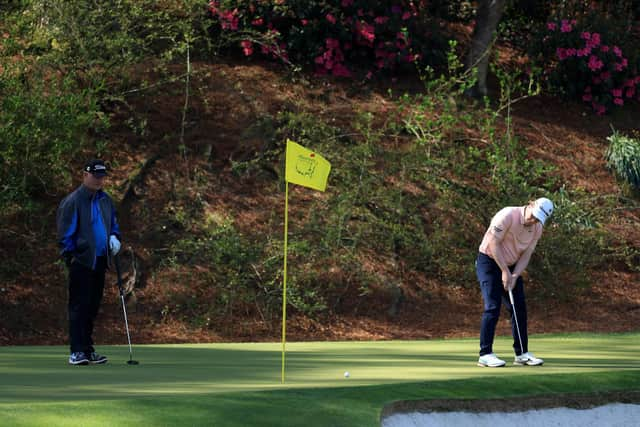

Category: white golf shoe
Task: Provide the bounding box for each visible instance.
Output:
[514,352,544,366]
[477,353,506,367]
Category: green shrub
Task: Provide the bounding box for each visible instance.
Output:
[606,130,640,190]
[528,187,608,298]
[528,12,640,114]
[208,0,447,77]
[0,65,103,210]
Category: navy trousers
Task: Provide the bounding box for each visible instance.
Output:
[68,256,106,353]
[476,252,528,356]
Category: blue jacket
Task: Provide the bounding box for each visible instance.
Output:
[56,185,120,270]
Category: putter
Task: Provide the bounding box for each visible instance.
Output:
[508,290,525,357]
[115,254,139,365]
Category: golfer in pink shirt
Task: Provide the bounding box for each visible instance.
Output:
[476,198,553,367]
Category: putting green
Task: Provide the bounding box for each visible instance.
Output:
[1,332,639,426]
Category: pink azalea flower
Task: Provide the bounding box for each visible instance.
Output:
[402,11,411,20]
[240,40,253,56]
[556,48,567,60]
[560,20,572,33]
[588,55,604,71]
[581,32,591,40]
[582,93,593,102]
[612,88,623,98]
[326,13,336,24]
[547,22,557,31]
[375,16,389,25]
[613,46,622,57]
[590,33,601,47]
[566,48,577,57]
[301,19,309,26]
[614,98,624,106]
[600,71,611,80]
[341,0,354,6]
[252,18,264,26]
[325,38,340,49]
[626,88,635,98]
[356,21,375,46]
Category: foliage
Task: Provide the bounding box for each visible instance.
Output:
[166,216,268,318]
[0,0,214,213]
[528,187,607,297]
[606,129,640,190]
[528,13,640,114]
[3,0,212,77]
[0,64,104,209]
[208,0,447,77]
[425,0,475,22]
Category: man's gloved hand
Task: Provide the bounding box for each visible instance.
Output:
[109,235,121,256]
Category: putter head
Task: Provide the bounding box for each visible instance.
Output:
[127,360,139,365]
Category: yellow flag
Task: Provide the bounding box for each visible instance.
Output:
[285,139,331,192]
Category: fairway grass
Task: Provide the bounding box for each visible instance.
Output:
[1,332,639,426]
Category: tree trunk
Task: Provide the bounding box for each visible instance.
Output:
[466,0,507,98]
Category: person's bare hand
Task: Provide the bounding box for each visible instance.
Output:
[502,270,512,291]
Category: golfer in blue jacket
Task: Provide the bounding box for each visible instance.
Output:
[57,159,121,365]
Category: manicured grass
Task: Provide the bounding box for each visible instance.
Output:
[1,332,639,426]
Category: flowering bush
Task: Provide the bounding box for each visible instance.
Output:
[531,17,640,114]
[208,0,443,78]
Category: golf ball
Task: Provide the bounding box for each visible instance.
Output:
[344,371,350,378]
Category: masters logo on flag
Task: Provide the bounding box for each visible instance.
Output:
[285,139,331,192]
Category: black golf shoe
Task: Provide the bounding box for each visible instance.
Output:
[89,352,108,365]
[69,352,89,365]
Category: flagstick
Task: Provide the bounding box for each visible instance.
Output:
[281,181,289,384]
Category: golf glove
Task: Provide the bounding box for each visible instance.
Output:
[109,235,121,255]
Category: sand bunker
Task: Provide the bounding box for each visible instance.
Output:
[381,391,640,427]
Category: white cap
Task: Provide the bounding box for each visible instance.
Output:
[532,197,554,225]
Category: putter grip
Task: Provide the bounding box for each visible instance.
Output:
[508,290,515,305]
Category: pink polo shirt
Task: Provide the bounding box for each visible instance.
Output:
[479,206,542,266]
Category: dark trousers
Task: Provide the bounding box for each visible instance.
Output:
[476,252,528,356]
[68,256,106,353]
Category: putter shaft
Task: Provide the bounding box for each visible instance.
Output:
[509,290,525,355]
